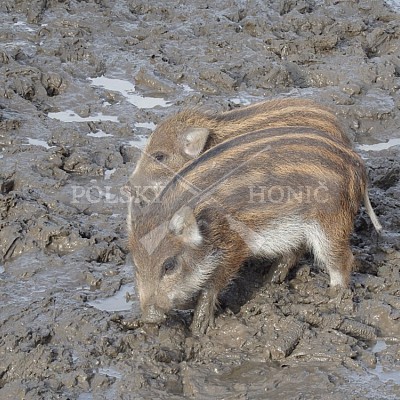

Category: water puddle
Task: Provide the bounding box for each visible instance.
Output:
[230,97,252,106]
[78,368,121,400]
[129,123,155,149]
[386,0,400,12]
[77,393,93,400]
[72,352,79,363]
[347,339,400,398]
[88,284,135,312]
[14,21,35,32]
[26,138,54,149]
[368,340,400,384]
[0,265,4,274]
[135,122,156,130]
[89,76,171,109]
[3,40,35,50]
[357,138,400,152]
[87,130,113,138]
[371,363,400,384]
[181,83,194,92]
[371,340,388,353]
[48,110,119,123]
[104,168,116,180]
[98,367,123,379]
[127,135,149,149]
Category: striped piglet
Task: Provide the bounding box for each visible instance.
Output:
[128,126,381,334]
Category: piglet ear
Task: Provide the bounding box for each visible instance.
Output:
[183,127,210,158]
[169,206,203,246]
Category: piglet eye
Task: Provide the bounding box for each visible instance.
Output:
[152,152,167,162]
[162,257,177,275]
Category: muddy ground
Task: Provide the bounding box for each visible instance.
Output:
[0,0,400,399]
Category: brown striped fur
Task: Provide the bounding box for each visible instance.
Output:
[128,98,350,193]
[128,127,368,334]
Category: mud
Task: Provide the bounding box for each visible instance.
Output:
[0,0,399,399]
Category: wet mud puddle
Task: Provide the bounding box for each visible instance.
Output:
[48,110,119,123]
[89,77,171,109]
[346,339,400,399]
[357,138,400,152]
[88,283,137,312]
[24,138,55,149]
[386,0,400,12]
[367,340,400,385]
[46,76,166,146]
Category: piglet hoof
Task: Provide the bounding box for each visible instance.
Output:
[266,261,291,284]
[191,300,216,335]
[190,288,217,335]
[191,309,215,336]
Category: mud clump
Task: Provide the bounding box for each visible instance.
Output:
[1,0,400,399]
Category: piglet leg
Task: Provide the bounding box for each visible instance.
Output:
[191,287,218,335]
[191,236,247,335]
[266,251,302,284]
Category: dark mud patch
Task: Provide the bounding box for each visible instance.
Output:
[1,0,400,399]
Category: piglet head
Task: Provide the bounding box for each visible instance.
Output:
[129,205,218,323]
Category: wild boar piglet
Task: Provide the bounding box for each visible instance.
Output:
[128,98,350,200]
[128,126,381,334]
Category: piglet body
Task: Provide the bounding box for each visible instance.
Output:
[129,127,374,334]
[128,98,350,195]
